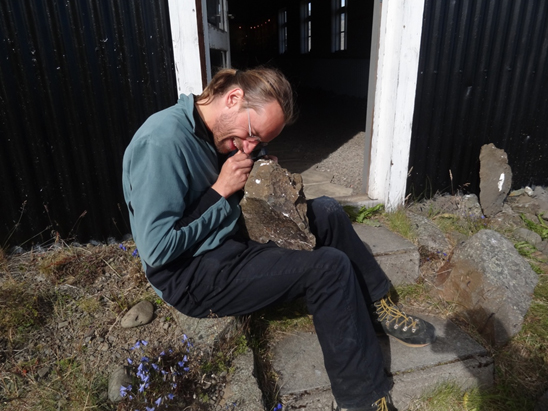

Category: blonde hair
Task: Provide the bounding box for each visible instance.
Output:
[196,67,297,125]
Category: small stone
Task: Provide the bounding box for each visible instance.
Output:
[121,300,154,328]
[479,144,512,217]
[108,366,132,402]
[37,366,51,379]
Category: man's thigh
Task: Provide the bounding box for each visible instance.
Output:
[175,238,346,318]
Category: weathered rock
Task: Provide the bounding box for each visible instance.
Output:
[458,194,484,219]
[489,204,525,232]
[434,229,538,346]
[108,365,132,402]
[513,227,542,246]
[506,193,541,216]
[240,160,316,251]
[407,212,451,257]
[479,144,512,217]
[121,300,154,328]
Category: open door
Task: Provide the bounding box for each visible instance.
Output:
[203,0,231,81]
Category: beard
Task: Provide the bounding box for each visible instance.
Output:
[212,109,241,154]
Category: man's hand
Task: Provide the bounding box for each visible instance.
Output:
[212,150,254,198]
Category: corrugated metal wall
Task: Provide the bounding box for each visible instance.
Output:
[1,0,177,248]
[408,0,548,198]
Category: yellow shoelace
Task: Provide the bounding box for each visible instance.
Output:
[375,297,419,332]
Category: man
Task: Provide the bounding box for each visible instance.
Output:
[122,67,435,411]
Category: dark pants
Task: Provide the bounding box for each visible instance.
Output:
[156,196,392,408]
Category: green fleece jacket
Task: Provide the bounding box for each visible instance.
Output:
[122,94,240,269]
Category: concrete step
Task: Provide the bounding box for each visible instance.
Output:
[353,224,420,286]
[271,315,494,410]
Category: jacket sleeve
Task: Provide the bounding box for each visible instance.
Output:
[126,135,233,267]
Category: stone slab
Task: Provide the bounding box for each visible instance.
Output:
[300,169,333,185]
[304,183,353,199]
[172,310,237,350]
[220,348,264,410]
[271,315,493,410]
[353,224,420,285]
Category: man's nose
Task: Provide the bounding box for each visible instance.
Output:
[242,139,260,154]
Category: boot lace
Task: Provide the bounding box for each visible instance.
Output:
[374,296,419,332]
[373,396,388,411]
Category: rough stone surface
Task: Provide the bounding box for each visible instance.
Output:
[407,211,452,256]
[479,144,512,217]
[172,310,237,350]
[240,160,316,251]
[108,365,132,402]
[506,193,541,216]
[120,300,154,328]
[434,230,538,346]
[514,227,543,246]
[353,224,420,285]
[220,348,264,410]
[272,315,493,411]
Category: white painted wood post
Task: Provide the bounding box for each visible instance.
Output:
[366,0,425,211]
[167,0,204,95]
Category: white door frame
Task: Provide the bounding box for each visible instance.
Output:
[167,0,231,94]
[364,0,426,211]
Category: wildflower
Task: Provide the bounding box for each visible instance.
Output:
[120,385,129,397]
[141,340,148,346]
[182,334,188,341]
[141,356,149,362]
[183,355,188,362]
[172,383,177,389]
[159,351,165,356]
[139,383,146,393]
[167,393,175,400]
[151,363,159,371]
[119,244,127,251]
[127,358,133,365]
[178,361,185,367]
[131,341,141,350]
[274,403,283,411]
[155,397,162,406]
[132,248,139,257]
[145,407,155,411]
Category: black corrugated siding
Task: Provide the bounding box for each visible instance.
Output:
[0,0,177,248]
[408,0,548,198]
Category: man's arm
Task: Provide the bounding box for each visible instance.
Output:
[125,137,234,267]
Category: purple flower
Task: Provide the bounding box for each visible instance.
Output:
[151,363,159,371]
[127,358,133,364]
[119,244,127,251]
[141,356,149,363]
[120,385,129,397]
[155,397,162,406]
[167,393,175,400]
[132,249,139,257]
[145,407,155,411]
[141,340,148,346]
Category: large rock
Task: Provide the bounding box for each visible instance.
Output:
[240,160,316,251]
[479,144,512,217]
[434,230,538,346]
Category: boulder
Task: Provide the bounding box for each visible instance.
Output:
[479,144,512,217]
[434,230,538,346]
[240,160,316,251]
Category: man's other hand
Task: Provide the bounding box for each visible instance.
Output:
[212,150,254,198]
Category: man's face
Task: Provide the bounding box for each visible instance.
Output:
[212,99,285,155]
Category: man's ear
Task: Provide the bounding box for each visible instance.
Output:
[224,87,245,108]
